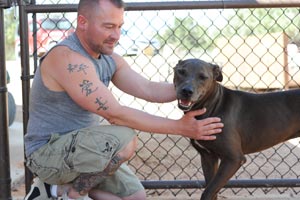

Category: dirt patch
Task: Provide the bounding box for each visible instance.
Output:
[11,176,25,199]
[11,133,300,199]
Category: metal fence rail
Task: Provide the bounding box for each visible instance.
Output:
[4,0,300,199]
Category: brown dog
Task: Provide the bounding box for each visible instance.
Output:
[173,58,300,200]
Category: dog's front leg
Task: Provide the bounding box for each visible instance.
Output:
[201,155,246,200]
[200,151,219,200]
[200,151,219,187]
[192,140,219,185]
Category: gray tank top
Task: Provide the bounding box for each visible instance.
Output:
[25,33,117,156]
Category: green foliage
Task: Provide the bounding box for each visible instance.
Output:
[157,8,300,56]
[157,16,216,56]
[222,8,300,40]
[4,8,17,60]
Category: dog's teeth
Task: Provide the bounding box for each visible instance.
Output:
[180,99,191,106]
[178,100,194,112]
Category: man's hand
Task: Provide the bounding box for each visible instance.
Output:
[179,108,223,140]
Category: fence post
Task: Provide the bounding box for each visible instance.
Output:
[18,0,33,194]
[0,1,12,199]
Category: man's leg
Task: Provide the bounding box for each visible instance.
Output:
[60,136,138,198]
[26,125,141,199]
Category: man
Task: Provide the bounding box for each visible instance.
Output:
[24,0,223,199]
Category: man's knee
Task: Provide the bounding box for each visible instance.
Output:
[117,136,138,162]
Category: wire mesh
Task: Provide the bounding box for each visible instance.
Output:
[20,2,300,198]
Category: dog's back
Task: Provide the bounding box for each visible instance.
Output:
[209,87,300,154]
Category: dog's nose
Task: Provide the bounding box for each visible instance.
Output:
[181,86,194,97]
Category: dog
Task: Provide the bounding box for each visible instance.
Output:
[173,58,300,200]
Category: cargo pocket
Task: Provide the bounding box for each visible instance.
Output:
[71,130,121,173]
[27,157,59,184]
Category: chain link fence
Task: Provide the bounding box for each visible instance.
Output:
[19,1,300,198]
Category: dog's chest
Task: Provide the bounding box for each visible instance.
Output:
[192,140,212,153]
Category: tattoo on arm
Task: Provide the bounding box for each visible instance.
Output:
[79,80,98,96]
[95,97,109,111]
[67,63,88,75]
[68,63,109,111]
[72,155,123,195]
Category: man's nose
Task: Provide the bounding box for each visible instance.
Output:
[111,29,121,40]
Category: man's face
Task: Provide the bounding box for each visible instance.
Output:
[85,1,124,56]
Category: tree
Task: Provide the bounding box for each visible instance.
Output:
[157,8,300,57]
[222,8,300,42]
[4,7,17,60]
[157,16,217,57]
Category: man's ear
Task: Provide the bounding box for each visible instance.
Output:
[77,14,88,30]
[212,64,223,82]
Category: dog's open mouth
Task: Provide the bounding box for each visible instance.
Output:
[178,99,195,111]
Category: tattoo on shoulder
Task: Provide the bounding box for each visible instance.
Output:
[67,63,88,75]
[95,97,109,111]
[79,80,98,96]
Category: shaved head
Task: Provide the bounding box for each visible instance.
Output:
[78,0,125,18]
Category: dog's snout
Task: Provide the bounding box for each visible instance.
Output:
[181,86,194,97]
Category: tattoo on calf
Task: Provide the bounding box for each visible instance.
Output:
[103,154,123,176]
[72,155,123,195]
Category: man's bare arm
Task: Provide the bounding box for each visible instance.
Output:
[41,47,223,140]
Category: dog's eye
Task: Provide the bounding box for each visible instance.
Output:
[177,68,186,76]
[198,74,207,80]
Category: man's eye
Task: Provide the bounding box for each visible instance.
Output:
[104,24,115,29]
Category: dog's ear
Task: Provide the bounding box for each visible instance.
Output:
[212,64,223,82]
[174,60,183,71]
[177,60,183,66]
